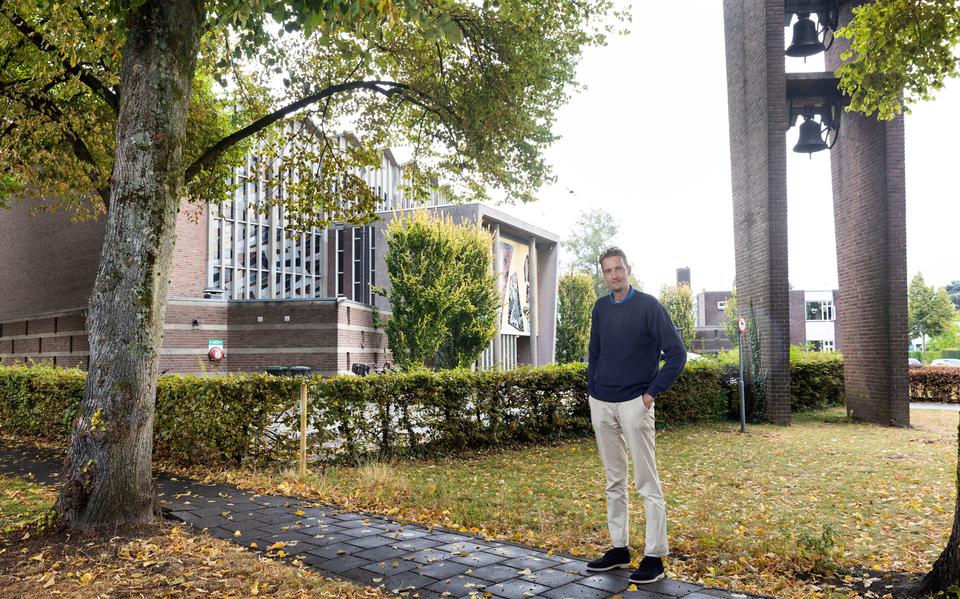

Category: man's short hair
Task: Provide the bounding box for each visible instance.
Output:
[599,246,629,267]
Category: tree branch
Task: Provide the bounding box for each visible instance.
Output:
[0,3,119,113]
[185,79,431,182]
[5,89,110,205]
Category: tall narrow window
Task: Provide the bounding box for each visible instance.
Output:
[314,233,323,297]
[353,227,363,301]
[336,228,345,296]
[368,225,376,304]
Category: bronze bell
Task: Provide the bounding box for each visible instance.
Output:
[793,117,828,154]
[786,13,825,57]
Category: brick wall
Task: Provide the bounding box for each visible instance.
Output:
[693,291,735,353]
[1,198,226,317]
[2,283,391,376]
[0,199,103,320]
[722,0,791,424]
[155,298,389,376]
[693,329,734,353]
[0,310,90,368]
[697,291,733,327]
[168,200,209,298]
[826,1,909,426]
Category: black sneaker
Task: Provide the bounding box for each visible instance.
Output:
[629,556,665,584]
[586,547,631,572]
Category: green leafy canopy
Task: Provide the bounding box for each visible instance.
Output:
[908,272,958,343]
[0,0,627,224]
[659,283,695,351]
[374,209,499,369]
[556,272,593,364]
[836,0,960,119]
[563,208,622,298]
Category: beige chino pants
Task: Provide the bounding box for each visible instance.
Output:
[589,395,669,557]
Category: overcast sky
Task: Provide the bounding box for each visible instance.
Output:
[494,0,960,294]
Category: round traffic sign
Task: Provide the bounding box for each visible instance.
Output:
[738,317,747,333]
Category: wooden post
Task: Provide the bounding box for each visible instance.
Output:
[299,382,308,477]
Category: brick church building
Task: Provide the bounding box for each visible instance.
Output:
[0,133,558,375]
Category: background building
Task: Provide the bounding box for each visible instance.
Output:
[693,289,840,354]
[693,290,734,353]
[0,134,558,375]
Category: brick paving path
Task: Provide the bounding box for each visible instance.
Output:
[0,442,764,599]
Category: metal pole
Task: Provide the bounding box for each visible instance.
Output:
[299,382,308,477]
[738,332,746,433]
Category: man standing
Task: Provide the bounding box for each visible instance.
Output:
[585,247,686,585]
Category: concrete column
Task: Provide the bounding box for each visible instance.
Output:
[492,224,503,369]
[721,0,791,424]
[529,237,539,366]
[826,1,909,426]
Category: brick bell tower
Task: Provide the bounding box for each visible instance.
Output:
[721,0,909,426]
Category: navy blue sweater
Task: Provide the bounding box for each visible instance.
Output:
[587,288,687,402]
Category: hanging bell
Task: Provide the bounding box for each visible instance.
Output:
[793,116,828,154]
[786,13,826,57]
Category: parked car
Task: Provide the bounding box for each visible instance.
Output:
[930,358,960,367]
[908,357,923,367]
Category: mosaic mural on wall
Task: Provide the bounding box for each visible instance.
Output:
[497,235,531,336]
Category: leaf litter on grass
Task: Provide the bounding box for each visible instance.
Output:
[0,476,389,598]
[32,407,960,598]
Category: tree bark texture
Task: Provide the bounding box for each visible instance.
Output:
[55,0,204,529]
[920,416,960,592]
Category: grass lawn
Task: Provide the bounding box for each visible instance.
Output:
[0,476,56,534]
[0,475,387,598]
[170,407,959,598]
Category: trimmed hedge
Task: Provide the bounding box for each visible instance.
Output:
[0,364,85,441]
[307,366,591,462]
[909,366,960,403]
[654,360,728,423]
[0,365,305,465]
[789,352,845,411]
[156,374,303,465]
[0,362,728,468]
[4,356,952,468]
[714,350,845,413]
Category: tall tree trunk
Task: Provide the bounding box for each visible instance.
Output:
[920,416,960,593]
[54,0,204,530]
